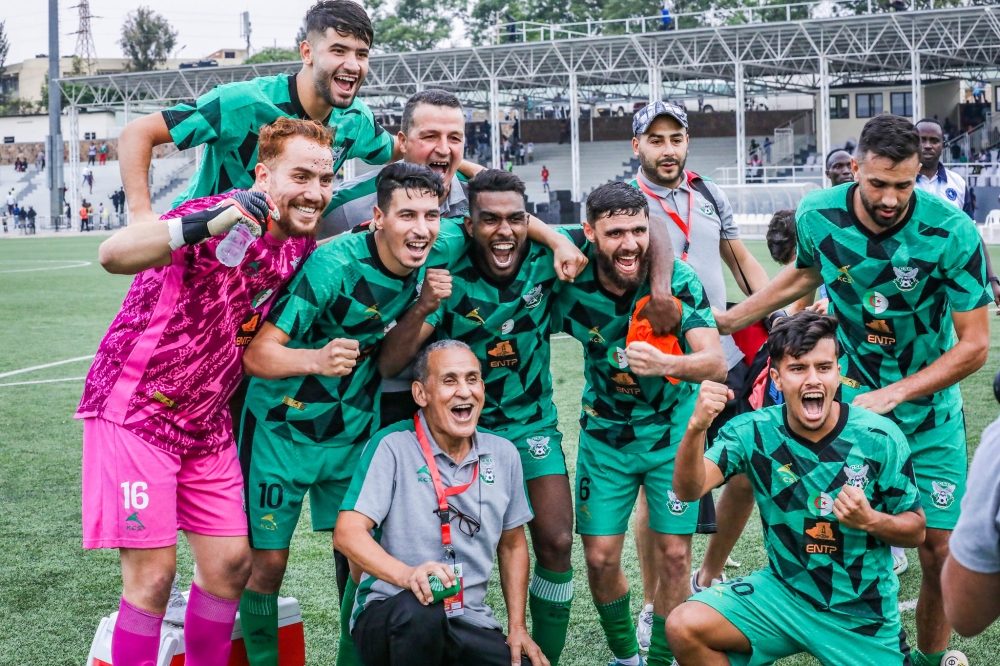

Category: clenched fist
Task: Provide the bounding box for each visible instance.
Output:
[690,380,732,431]
[314,338,360,377]
[416,268,453,316]
[833,484,875,531]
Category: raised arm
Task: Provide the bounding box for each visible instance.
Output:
[117,113,175,227]
[527,217,587,282]
[243,322,360,380]
[672,381,730,502]
[715,264,823,335]
[334,510,458,606]
[377,268,451,378]
[626,325,728,384]
[497,526,549,666]
[97,191,274,275]
[639,211,680,335]
[852,306,989,415]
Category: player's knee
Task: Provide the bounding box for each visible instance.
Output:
[249,550,288,591]
[583,546,621,578]
[656,539,692,577]
[534,527,574,567]
[130,568,176,609]
[918,533,951,572]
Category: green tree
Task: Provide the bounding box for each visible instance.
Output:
[118,7,178,72]
[366,0,466,52]
[296,22,308,47]
[0,21,9,102]
[244,47,301,64]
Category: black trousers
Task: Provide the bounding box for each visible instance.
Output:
[353,591,533,666]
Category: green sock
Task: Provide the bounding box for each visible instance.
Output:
[528,565,574,666]
[335,577,363,666]
[913,649,947,666]
[239,589,279,666]
[595,590,639,662]
[646,615,674,666]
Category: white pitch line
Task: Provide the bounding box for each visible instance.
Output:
[899,599,918,612]
[0,355,95,379]
[0,260,91,274]
[0,376,86,387]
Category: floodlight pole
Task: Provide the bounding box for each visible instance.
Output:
[735,61,746,186]
[569,70,581,204]
[68,105,81,231]
[910,49,922,123]
[819,55,831,187]
[47,0,64,226]
[490,74,501,169]
[648,65,662,104]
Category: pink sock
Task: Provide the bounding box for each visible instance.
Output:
[184,582,240,666]
[112,597,163,666]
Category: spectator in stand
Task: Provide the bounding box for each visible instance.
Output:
[541,165,550,194]
[87,142,97,166]
[12,203,21,228]
[87,170,94,194]
[98,202,106,229]
[64,201,71,229]
[763,136,772,163]
[6,190,15,215]
[36,150,46,171]
[527,142,534,163]
[99,142,108,165]
[17,205,27,229]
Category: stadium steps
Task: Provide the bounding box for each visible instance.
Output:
[150,158,197,213]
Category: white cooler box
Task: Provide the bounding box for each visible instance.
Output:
[87,594,306,666]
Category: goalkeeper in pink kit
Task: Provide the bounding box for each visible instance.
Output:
[76,117,335,666]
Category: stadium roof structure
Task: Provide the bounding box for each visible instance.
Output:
[54,5,1000,198]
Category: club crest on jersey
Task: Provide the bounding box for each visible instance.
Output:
[776,463,798,484]
[259,514,278,531]
[527,436,552,459]
[415,280,423,296]
[844,464,870,489]
[522,285,543,309]
[608,347,629,369]
[667,490,689,516]
[836,266,854,283]
[893,267,919,292]
[863,291,888,315]
[931,480,956,508]
[700,203,715,216]
[364,304,381,320]
[480,458,495,485]
[331,146,346,163]
[808,491,834,516]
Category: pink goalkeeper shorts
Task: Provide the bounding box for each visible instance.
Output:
[82,417,247,549]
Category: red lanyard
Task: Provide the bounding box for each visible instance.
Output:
[415,413,478,553]
[635,176,692,261]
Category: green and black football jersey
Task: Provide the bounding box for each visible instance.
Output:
[795,184,989,434]
[555,241,716,453]
[243,224,466,447]
[163,73,393,208]
[707,404,921,625]
[423,229,581,439]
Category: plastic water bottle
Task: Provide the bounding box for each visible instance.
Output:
[215,223,256,267]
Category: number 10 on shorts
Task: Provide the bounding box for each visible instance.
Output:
[121,482,149,509]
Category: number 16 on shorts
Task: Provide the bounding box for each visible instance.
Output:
[121,481,149,509]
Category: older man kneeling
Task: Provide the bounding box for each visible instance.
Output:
[334,340,548,666]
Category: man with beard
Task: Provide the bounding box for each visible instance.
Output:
[76,117,332,666]
[627,103,771,649]
[117,1,397,227]
[238,163,455,666]
[666,312,926,666]
[556,182,727,666]
[825,149,855,187]
[376,169,583,665]
[716,114,990,666]
[323,89,594,428]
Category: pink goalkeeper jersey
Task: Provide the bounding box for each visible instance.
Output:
[76,192,316,455]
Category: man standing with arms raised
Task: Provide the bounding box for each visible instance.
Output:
[717,114,990,666]
[627,102,771,647]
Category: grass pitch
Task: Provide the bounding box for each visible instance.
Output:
[2,235,1000,665]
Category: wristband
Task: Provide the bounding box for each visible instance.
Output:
[166,208,217,250]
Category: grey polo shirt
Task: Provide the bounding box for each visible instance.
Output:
[320,168,471,392]
[633,170,743,369]
[950,415,1000,574]
[343,412,533,630]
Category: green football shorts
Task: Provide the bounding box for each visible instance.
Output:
[238,408,362,549]
[489,424,567,481]
[906,412,967,531]
[575,429,696,536]
[690,569,912,666]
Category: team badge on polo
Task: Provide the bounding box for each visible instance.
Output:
[480,458,495,485]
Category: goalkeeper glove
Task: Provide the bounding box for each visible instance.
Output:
[167,191,279,251]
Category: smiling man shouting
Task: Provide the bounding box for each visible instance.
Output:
[335,340,547,666]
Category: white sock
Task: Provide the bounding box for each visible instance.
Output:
[891,546,905,558]
[615,656,640,666]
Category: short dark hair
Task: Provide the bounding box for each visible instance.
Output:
[305,0,374,47]
[824,148,851,168]
[586,182,649,224]
[467,169,526,213]
[414,339,478,383]
[916,117,942,129]
[401,89,463,136]
[768,311,839,364]
[375,162,445,212]
[857,114,920,165]
[765,209,797,265]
